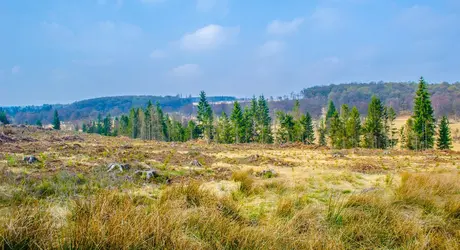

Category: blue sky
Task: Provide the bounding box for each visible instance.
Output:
[1,0,459,106]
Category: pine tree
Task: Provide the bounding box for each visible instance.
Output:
[325,100,336,123]
[130,108,140,138]
[300,112,315,144]
[387,107,398,147]
[186,120,200,140]
[53,110,61,130]
[317,118,327,146]
[197,91,214,143]
[276,111,295,143]
[346,106,361,148]
[329,111,344,148]
[103,114,112,136]
[363,96,386,149]
[217,112,233,144]
[0,109,10,125]
[437,116,452,150]
[82,123,88,133]
[401,118,416,150]
[156,103,169,141]
[412,77,435,150]
[242,107,254,143]
[143,102,153,140]
[35,120,43,127]
[256,95,273,143]
[230,101,244,143]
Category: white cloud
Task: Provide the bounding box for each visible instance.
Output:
[149,49,166,59]
[311,7,341,31]
[258,40,285,57]
[170,64,201,77]
[180,24,239,51]
[11,66,21,74]
[267,18,304,35]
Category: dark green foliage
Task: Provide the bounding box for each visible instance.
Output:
[326,100,337,122]
[412,77,436,150]
[186,120,200,140]
[276,111,295,143]
[53,110,60,130]
[0,109,10,124]
[329,111,344,148]
[242,107,254,143]
[345,107,361,148]
[131,108,140,139]
[363,96,386,149]
[256,95,273,144]
[437,116,452,150]
[197,91,214,143]
[230,101,245,143]
[35,120,42,127]
[217,112,233,144]
[318,119,327,146]
[300,112,315,144]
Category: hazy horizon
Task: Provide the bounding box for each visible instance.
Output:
[2,0,460,106]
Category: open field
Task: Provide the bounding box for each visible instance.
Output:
[1,125,459,249]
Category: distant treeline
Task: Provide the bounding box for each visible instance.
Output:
[2,81,460,125]
[79,77,453,150]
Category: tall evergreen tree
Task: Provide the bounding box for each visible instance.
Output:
[400,118,416,150]
[35,120,43,127]
[325,100,337,122]
[363,96,386,149]
[53,110,61,130]
[230,101,244,143]
[103,114,112,136]
[242,107,254,143]
[276,111,295,143]
[0,109,10,125]
[346,106,361,148]
[329,111,344,148]
[186,120,200,140]
[300,112,315,144]
[217,112,233,144]
[256,95,273,143]
[130,108,140,138]
[437,116,452,150]
[197,91,214,143]
[317,118,327,146]
[412,77,435,150]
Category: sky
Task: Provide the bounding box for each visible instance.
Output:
[1,0,460,106]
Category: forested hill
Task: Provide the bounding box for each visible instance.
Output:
[2,81,460,124]
[296,81,460,117]
[2,95,236,124]
[214,81,460,119]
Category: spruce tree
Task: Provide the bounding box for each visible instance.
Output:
[186,120,200,140]
[103,114,112,136]
[346,106,361,148]
[257,95,273,143]
[437,116,452,150]
[130,108,140,138]
[217,112,233,144]
[401,118,416,150]
[317,118,327,146]
[276,111,295,143]
[325,100,336,123]
[300,112,315,144]
[230,101,244,143]
[197,91,214,143]
[363,96,386,149]
[0,109,10,125]
[329,111,344,148]
[36,120,43,127]
[53,110,61,130]
[412,77,435,150]
[242,107,254,143]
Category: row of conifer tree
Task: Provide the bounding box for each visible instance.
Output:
[80,77,452,150]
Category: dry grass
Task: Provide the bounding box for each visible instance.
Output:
[0,126,459,249]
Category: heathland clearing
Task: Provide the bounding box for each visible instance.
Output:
[0,126,459,249]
